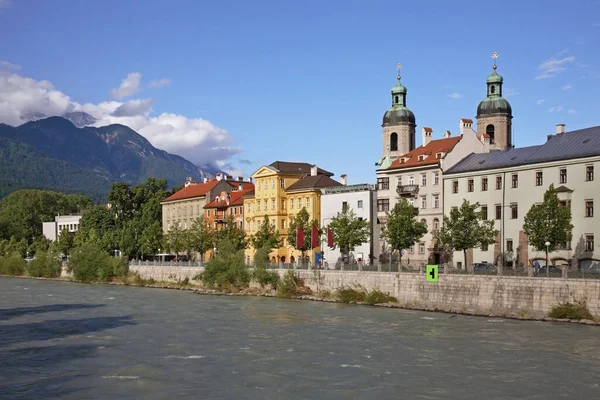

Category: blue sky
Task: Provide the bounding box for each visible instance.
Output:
[1,0,599,184]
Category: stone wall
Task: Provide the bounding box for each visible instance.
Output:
[128,265,600,318]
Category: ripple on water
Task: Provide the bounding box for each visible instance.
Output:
[102,376,140,380]
[165,355,205,359]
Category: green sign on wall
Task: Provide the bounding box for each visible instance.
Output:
[426,265,439,282]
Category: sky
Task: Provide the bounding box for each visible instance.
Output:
[1,0,599,184]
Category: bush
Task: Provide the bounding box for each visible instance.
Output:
[253,246,270,268]
[548,301,594,320]
[252,266,280,289]
[200,239,250,290]
[0,253,26,276]
[365,289,398,305]
[336,286,367,303]
[26,250,62,278]
[276,270,311,298]
[68,244,126,283]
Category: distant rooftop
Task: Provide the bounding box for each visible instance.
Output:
[446,125,600,174]
[321,183,376,194]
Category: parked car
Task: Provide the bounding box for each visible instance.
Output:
[473,263,497,273]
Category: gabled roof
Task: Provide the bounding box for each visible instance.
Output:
[162,179,220,202]
[285,174,343,192]
[204,185,254,209]
[446,125,600,174]
[386,136,461,170]
[268,161,333,176]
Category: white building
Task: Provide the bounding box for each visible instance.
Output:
[443,124,599,272]
[42,214,82,242]
[320,180,378,267]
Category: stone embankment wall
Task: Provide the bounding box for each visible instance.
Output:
[128,265,600,318]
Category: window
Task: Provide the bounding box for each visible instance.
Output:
[467,179,474,192]
[207,210,211,217]
[272,179,275,189]
[377,199,389,212]
[281,179,285,188]
[397,176,402,185]
[421,195,427,209]
[433,194,439,209]
[506,239,513,252]
[486,124,495,144]
[390,132,398,151]
[408,198,415,206]
[257,220,261,229]
[481,243,488,251]
[264,200,267,210]
[281,199,285,209]
[272,199,275,210]
[342,201,348,211]
[586,165,594,181]
[560,168,567,184]
[586,200,594,217]
[434,172,440,185]
[377,177,389,190]
[481,177,488,191]
[281,220,285,229]
[495,205,502,220]
[560,200,571,209]
[512,174,518,188]
[409,245,414,253]
[419,242,426,254]
[481,205,488,220]
[271,219,275,227]
[433,218,439,230]
[409,175,415,185]
[257,201,261,211]
[452,180,458,194]
[511,203,518,219]
[290,199,294,209]
[247,203,251,212]
[421,173,427,186]
[496,176,502,190]
[258,181,261,191]
[585,234,594,252]
[535,171,543,186]
[306,198,310,208]
[357,200,363,209]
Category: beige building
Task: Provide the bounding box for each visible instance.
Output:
[444,123,600,272]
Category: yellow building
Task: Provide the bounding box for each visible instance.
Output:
[244,161,342,266]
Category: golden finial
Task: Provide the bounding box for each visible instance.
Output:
[491,51,499,70]
[396,62,403,81]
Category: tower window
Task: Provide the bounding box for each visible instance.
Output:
[390,132,398,151]
[395,95,399,104]
[486,124,495,144]
[490,85,496,94]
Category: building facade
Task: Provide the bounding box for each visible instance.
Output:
[243,161,341,265]
[42,214,82,242]
[320,182,378,267]
[204,183,254,231]
[444,124,600,271]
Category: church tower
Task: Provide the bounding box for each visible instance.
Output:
[476,52,513,151]
[381,64,416,159]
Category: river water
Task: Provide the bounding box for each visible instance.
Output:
[0,278,599,399]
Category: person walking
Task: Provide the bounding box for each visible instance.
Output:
[533,260,540,277]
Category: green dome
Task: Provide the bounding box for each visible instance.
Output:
[382,106,415,126]
[477,97,512,117]
[391,82,407,94]
[486,70,503,84]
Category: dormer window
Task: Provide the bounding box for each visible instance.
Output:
[436,152,444,159]
[418,154,427,161]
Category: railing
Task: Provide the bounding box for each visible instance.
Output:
[128,260,204,267]
[396,184,419,196]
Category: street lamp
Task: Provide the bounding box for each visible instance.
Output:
[544,241,550,277]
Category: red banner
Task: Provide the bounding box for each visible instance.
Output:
[311,225,319,248]
[296,227,304,248]
[327,227,334,248]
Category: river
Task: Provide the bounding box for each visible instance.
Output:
[1,278,599,399]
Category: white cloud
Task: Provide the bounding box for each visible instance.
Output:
[504,88,519,97]
[0,60,20,70]
[536,99,545,105]
[562,84,573,90]
[148,78,170,88]
[109,72,141,99]
[0,70,241,169]
[548,106,563,113]
[447,92,462,99]
[568,109,576,114]
[535,56,576,79]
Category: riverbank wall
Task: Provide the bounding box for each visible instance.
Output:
[127,265,600,318]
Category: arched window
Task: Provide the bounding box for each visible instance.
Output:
[433,218,439,230]
[490,85,496,94]
[395,95,399,104]
[486,124,495,144]
[390,132,398,151]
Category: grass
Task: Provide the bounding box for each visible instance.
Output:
[548,301,594,321]
[335,286,397,305]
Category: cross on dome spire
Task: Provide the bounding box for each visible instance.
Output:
[491,51,499,70]
[396,62,403,81]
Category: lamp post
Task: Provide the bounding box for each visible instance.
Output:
[544,241,550,277]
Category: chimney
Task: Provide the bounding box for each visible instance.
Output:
[248,177,253,183]
[238,176,243,182]
[556,124,565,134]
[340,174,347,185]
[444,130,451,138]
[216,173,223,181]
[239,182,244,191]
[422,127,432,147]
[203,177,209,183]
[459,118,473,136]
[310,165,317,176]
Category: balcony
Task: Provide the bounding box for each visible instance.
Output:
[396,184,419,197]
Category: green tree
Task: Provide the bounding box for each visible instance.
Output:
[78,205,115,239]
[328,205,370,262]
[435,199,498,273]
[164,222,186,256]
[216,215,247,251]
[523,184,574,274]
[119,220,141,258]
[189,216,215,261]
[251,215,281,253]
[381,199,427,267]
[55,227,75,257]
[140,221,164,258]
[200,237,250,289]
[287,207,322,259]
[107,182,134,225]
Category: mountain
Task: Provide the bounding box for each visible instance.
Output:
[0,117,220,201]
[63,111,97,128]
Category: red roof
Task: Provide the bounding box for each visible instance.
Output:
[387,136,461,169]
[461,118,473,123]
[204,184,255,209]
[423,127,433,132]
[162,179,220,202]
